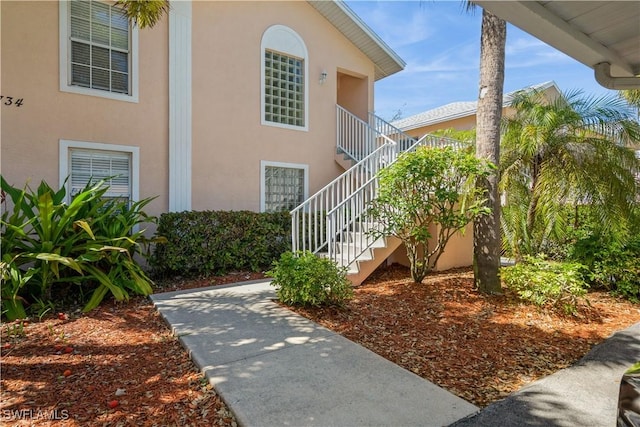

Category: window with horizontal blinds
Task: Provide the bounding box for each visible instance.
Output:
[264,166,305,212]
[69,149,131,200]
[69,0,130,94]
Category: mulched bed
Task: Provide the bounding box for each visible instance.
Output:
[292,264,640,406]
[0,274,256,427]
[2,264,639,425]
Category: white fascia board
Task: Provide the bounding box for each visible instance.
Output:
[475,1,634,76]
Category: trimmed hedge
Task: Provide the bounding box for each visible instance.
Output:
[151,210,291,277]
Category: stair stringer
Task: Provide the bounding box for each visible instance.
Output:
[334,152,355,171]
[347,236,402,286]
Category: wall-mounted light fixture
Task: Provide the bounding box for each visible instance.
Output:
[319,70,328,85]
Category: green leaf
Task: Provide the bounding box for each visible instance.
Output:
[74,220,95,240]
[29,252,83,274]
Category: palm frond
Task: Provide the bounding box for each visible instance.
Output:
[115,0,169,29]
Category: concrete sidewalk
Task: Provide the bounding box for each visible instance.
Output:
[151,280,478,427]
[450,321,640,427]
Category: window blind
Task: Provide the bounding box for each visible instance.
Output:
[70,149,131,200]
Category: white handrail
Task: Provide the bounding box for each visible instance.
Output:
[291,105,468,274]
[337,105,380,162]
[324,133,468,269]
[291,128,397,254]
[368,112,417,151]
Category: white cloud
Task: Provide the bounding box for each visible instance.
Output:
[347,1,608,120]
[354,1,436,48]
[505,37,546,55]
[405,41,478,74]
[505,33,575,70]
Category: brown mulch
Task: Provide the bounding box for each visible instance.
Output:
[292,264,640,407]
[2,266,639,425]
[0,272,264,427]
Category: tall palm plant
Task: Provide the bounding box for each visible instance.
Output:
[501,89,640,259]
[473,8,506,294]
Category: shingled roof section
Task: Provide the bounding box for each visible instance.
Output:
[393,81,559,132]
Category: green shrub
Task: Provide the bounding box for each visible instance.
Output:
[571,235,640,302]
[501,256,589,315]
[1,177,157,319]
[267,251,353,307]
[151,210,290,277]
[368,146,494,283]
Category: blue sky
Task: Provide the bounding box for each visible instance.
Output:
[344,1,617,121]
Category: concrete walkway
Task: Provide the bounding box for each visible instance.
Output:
[152,279,640,427]
[451,321,640,427]
[151,280,478,426]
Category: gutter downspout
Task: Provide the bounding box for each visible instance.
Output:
[594,63,640,90]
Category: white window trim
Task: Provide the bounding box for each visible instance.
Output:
[261,25,309,132]
[59,139,140,203]
[59,1,139,103]
[260,160,309,212]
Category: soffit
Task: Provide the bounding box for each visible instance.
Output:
[307,0,406,81]
[474,1,640,80]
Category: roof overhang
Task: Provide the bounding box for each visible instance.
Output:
[474,1,640,89]
[307,0,406,81]
[395,81,561,132]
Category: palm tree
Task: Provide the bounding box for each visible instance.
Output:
[116,0,169,29]
[473,8,506,294]
[500,89,640,259]
[620,89,640,121]
[620,89,640,109]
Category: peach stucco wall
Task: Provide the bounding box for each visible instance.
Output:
[1,1,169,217]
[190,1,375,211]
[388,223,474,272]
[404,115,477,140]
[1,1,378,216]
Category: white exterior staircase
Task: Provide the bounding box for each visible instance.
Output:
[290,105,465,285]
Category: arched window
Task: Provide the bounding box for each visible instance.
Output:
[261,25,308,131]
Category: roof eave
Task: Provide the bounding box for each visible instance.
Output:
[474,1,638,78]
[307,0,406,81]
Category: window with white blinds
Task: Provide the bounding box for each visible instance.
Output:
[68,0,130,94]
[69,149,131,200]
[261,162,308,212]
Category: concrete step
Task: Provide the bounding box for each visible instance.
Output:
[347,232,386,249]
[318,252,360,275]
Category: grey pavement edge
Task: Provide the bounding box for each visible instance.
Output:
[151,280,478,427]
[450,321,640,427]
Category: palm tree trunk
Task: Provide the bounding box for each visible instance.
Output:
[473,9,506,294]
[526,182,539,238]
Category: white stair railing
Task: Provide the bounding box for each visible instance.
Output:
[368,112,417,151]
[326,133,468,270]
[290,136,397,255]
[336,105,379,162]
[292,105,468,274]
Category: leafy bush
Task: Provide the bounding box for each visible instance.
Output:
[501,256,589,315]
[571,234,640,302]
[368,146,494,283]
[151,210,290,277]
[267,251,353,307]
[1,177,157,319]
